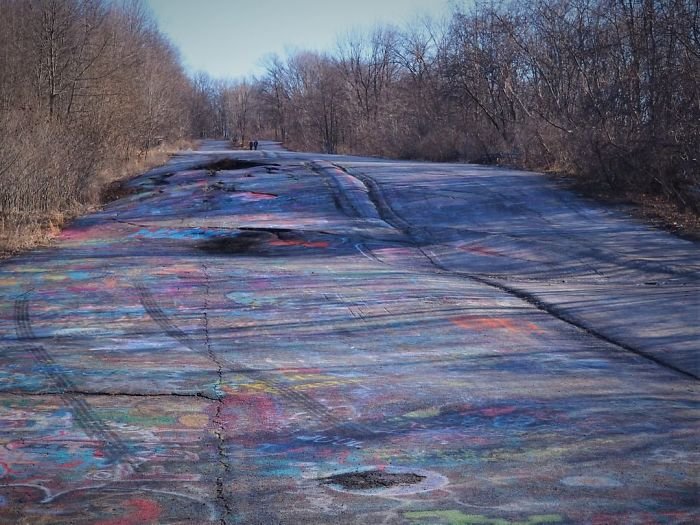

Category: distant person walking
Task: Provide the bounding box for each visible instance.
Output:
[253,140,259,150]
[248,140,253,151]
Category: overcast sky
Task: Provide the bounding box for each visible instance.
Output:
[146,0,453,80]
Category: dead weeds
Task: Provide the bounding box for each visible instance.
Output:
[0,140,196,257]
[0,210,70,257]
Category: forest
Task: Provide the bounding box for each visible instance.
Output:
[1,0,698,251]
[0,0,192,250]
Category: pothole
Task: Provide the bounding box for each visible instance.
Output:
[320,467,448,496]
[197,231,275,254]
[208,181,237,192]
[193,159,275,172]
[149,172,175,185]
[323,470,425,490]
[101,180,137,203]
[197,229,329,255]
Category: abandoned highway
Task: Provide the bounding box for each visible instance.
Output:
[1,141,697,524]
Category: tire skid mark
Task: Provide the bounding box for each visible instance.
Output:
[306,161,362,218]
[13,296,137,468]
[136,283,372,438]
[338,165,413,234]
[136,283,199,350]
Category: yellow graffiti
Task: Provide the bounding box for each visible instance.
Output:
[284,373,336,382]
[44,274,68,281]
[405,407,441,419]
[239,381,279,394]
[178,414,210,427]
[293,378,360,391]
[404,511,562,525]
[225,375,361,395]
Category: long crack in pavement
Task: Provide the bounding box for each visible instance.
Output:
[203,263,234,525]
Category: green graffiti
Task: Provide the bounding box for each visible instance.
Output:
[100,409,176,426]
[404,510,562,525]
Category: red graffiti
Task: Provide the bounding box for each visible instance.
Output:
[96,497,161,525]
[481,406,517,417]
[235,191,277,201]
[451,315,542,334]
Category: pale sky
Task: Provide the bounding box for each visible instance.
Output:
[146,0,454,80]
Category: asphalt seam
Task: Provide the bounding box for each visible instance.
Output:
[1,390,219,399]
[331,163,699,381]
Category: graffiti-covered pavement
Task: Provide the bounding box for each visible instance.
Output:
[1,140,698,524]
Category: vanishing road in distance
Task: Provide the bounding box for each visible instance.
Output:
[1,141,697,524]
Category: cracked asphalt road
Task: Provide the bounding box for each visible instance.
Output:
[1,140,698,524]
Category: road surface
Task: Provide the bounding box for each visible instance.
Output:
[1,141,697,524]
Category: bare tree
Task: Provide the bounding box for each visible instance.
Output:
[0,0,196,249]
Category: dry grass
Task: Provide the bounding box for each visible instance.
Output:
[0,211,66,256]
[0,139,197,258]
[97,139,197,195]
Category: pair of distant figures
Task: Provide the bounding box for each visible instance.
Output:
[248,140,258,150]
